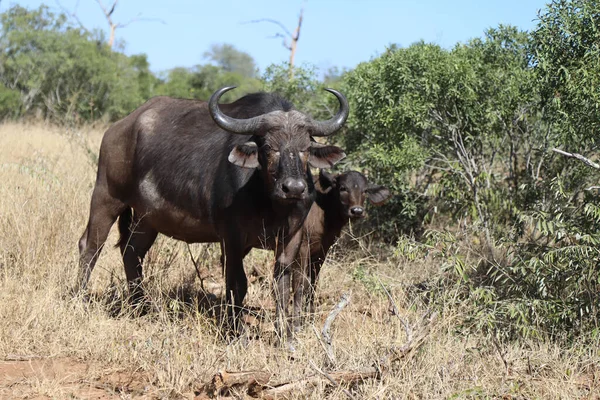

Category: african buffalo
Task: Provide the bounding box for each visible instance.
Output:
[221,170,390,333]
[294,170,390,324]
[77,86,348,338]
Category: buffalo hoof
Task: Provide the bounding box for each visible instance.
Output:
[67,285,92,304]
[126,287,151,317]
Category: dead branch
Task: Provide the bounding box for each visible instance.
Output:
[186,243,206,290]
[309,360,357,400]
[94,0,165,48]
[197,303,438,398]
[55,0,88,33]
[377,277,412,342]
[198,311,437,398]
[203,370,272,398]
[246,18,294,42]
[243,2,304,76]
[262,369,378,399]
[552,148,600,170]
[492,336,509,375]
[321,292,350,367]
[378,311,439,368]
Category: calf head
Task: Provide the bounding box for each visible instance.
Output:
[319,170,391,219]
[209,87,348,202]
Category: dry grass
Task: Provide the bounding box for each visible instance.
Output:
[0,121,599,399]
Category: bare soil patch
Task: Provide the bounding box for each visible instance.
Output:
[0,357,148,399]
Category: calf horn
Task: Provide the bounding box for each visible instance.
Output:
[209,86,268,135]
[310,88,350,137]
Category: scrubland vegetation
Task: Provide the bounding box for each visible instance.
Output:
[2,0,600,398]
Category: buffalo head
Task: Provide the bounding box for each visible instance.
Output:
[209,87,348,201]
[319,170,391,219]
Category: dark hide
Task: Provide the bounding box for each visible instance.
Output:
[77,89,347,341]
[297,171,390,321]
[221,170,390,333]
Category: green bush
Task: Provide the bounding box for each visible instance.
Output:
[0,5,154,122]
[0,84,21,119]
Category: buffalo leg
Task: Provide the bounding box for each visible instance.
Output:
[219,242,251,277]
[117,209,158,303]
[306,253,325,315]
[291,240,310,333]
[273,228,303,342]
[222,237,247,333]
[77,186,126,293]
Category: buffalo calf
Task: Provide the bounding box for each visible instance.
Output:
[291,170,390,329]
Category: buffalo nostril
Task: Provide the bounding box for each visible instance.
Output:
[281,178,306,197]
[351,207,364,216]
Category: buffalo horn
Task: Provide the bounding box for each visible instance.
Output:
[208,86,267,135]
[311,88,350,137]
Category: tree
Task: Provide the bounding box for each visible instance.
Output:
[93,0,164,49]
[246,2,305,78]
[203,43,257,78]
[0,4,154,122]
[155,63,262,102]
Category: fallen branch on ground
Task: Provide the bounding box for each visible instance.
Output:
[198,310,438,398]
[320,292,350,367]
[201,370,272,398]
[261,368,378,399]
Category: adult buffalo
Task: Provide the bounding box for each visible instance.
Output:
[77,86,348,337]
[221,170,390,333]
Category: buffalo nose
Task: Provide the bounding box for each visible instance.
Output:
[350,207,364,216]
[281,178,306,197]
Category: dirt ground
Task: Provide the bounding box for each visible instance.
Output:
[0,357,149,399]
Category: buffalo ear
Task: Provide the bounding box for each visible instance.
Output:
[366,184,390,205]
[228,142,260,169]
[318,169,337,193]
[308,143,346,168]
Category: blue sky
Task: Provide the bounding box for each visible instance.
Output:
[3,0,549,74]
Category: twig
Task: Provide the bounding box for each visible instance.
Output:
[309,360,357,400]
[262,369,378,399]
[377,277,412,342]
[385,312,438,361]
[492,336,509,375]
[186,243,205,290]
[199,311,438,399]
[321,292,350,367]
[204,370,272,397]
[242,18,293,38]
[552,148,600,170]
[312,325,335,366]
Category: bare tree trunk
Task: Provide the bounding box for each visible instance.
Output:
[93,0,164,49]
[108,25,116,48]
[246,3,305,79]
[288,7,303,79]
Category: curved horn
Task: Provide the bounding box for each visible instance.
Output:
[311,88,350,137]
[208,86,267,135]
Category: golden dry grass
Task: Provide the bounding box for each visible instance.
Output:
[0,122,599,399]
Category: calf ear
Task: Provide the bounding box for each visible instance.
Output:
[318,169,337,193]
[228,142,259,169]
[366,184,391,205]
[308,142,346,168]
